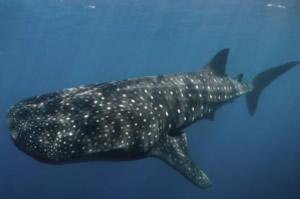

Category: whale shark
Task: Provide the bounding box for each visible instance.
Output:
[7,49,299,189]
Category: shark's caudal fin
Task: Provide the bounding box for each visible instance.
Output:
[150,133,211,189]
[247,61,300,116]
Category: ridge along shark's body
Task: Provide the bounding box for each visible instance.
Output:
[7,49,299,189]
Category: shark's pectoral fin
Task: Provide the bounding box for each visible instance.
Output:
[150,132,211,189]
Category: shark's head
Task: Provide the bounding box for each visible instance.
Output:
[6,95,79,162]
[7,100,53,161]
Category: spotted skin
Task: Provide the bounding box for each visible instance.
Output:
[7,49,298,189]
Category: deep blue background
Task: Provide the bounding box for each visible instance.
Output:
[1,0,300,198]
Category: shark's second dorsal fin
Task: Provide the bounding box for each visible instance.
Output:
[150,132,211,189]
[203,48,229,76]
[234,73,244,82]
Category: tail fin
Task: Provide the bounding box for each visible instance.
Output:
[247,61,299,116]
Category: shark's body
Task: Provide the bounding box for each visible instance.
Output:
[7,49,299,188]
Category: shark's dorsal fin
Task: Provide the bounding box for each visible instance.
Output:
[150,132,211,189]
[203,48,229,76]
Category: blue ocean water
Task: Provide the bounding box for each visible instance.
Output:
[0,0,300,198]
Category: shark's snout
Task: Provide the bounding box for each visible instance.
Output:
[7,105,20,140]
[7,103,30,139]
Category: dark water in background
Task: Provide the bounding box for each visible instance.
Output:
[0,0,300,198]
